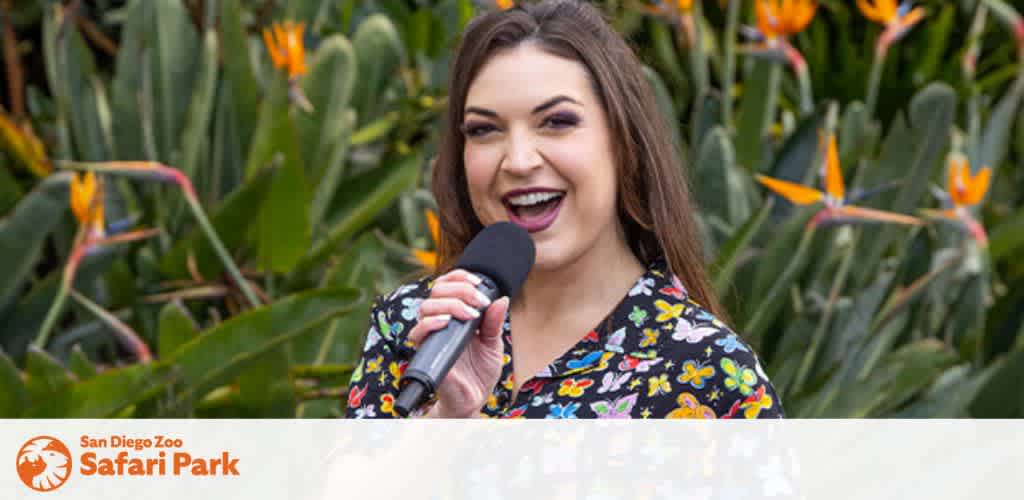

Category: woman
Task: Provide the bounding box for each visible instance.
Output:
[345,0,782,419]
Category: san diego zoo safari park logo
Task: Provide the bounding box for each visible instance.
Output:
[16,436,72,492]
[16,434,241,492]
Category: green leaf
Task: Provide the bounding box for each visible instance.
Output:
[736,60,781,172]
[855,83,956,287]
[220,0,261,155]
[971,347,1024,417]
[642,65,681,153]
[298,35,357,177]
[0,348,28,417]
[157,301,199,359]
[178,28,219,181]
[257,115,311,273]
[351,15,405,125]
[711,198,774,297]
[695,126,750,228]
[160,166,277,279]
[0,172,70,319]
[161,288,363,408]
[989,205,1024,261]
[68,344,99,380]
[978,68,1024,181]
[23,346,74,402]
[153,0,200,161]
[299,154,420,270]
[24,363,176,417]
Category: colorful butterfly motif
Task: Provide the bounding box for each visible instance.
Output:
[380,394,398,417]
[400,297,423,321]
[366,355,384,373]
[603,327,627,353]
[583,330,600,342]
[640,328,660,347]
[376,310,403,341]
[714,333,750,353]
[354,404,376,418]
[654,299,684,322]
[590,393,638,419]
[720,357,758,396]
[597,371,632,393]
[347,384,368,408]
[739,385,773,418]
[628,277,655,297]
[350,358,365,383]
[388,361,406,389]
[546,402,581,419]
[362,325,382,351]
[619,354,663,372]
[647,373,671,396]
[677,359,716,389]
[531,392,554,407]
[565,351,604,372]
[672,317,719,343]
[503,404,528,418]
[629,306,649,327]
[666,392,716,419]
[558,378,594,397]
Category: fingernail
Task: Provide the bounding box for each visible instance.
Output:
[475,291,492,307]
[436,314,452,322]
[467,274,482,285]
[463,303,481,318]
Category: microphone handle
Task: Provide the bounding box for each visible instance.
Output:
[394,274,501,417]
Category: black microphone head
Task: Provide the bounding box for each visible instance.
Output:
[456,222,535,298]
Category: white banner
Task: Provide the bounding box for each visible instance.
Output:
[2,420,1019,499]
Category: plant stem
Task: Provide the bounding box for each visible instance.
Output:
[34,278,70,351]
[865,41,888,119]
[183,191,262,308]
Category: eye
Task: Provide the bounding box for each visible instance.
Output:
[460,122,497,137]
[543,112,580,129]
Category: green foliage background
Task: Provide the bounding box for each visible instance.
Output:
[0,0,1022,418]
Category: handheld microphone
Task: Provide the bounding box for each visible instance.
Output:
[394,222,535,417]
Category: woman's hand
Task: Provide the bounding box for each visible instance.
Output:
[407,269,510,418]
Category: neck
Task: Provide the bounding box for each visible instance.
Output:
[510,230,645,332]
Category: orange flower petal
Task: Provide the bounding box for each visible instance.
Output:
[963,166,991,206]
[413,249,437,270]
[857,0,890,25]
[947,156,969,206]
[424,209,440,246]
[787,0,817,33]
[262,28,284,68]
[756,0,779,39]
[756,175,824,205]
[823,134,845,201]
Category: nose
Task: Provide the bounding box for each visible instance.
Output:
[500,127,542,175]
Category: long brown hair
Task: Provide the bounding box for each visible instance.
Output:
[430,0,727,321]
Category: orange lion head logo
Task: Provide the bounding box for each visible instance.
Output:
[16,436,72,492]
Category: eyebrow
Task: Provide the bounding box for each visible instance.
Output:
[464,95,581,119]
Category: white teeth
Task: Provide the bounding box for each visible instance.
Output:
[507,191,564,207]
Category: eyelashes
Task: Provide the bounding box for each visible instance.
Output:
[461,112,581,138]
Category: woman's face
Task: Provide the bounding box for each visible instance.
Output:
[461,44,623,272]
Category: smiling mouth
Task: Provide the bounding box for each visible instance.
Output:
[505,192,565,233]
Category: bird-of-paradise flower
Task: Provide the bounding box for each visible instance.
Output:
[858,1,927,117]
[34,171,160,356]
[743,0,817,114]
[858,0,926,48]
[496,0,515,10]
[69,171,104,238]
[56,161,261,308]
[755,134,923,230]
[263,21,307,78]
[921,155,991,245]
[262,21,313,112]
[755,0,817,40]
[412,209,440,271]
